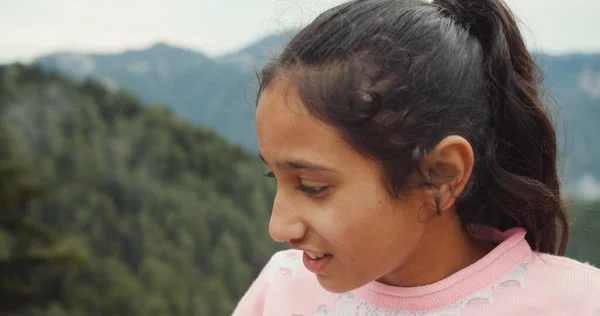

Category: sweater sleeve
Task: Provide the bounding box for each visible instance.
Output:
[231,251,285,316]
[231,277,267,316]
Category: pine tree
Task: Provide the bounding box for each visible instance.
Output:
[0,122,81,314]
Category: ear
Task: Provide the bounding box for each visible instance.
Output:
[421,135,474,212]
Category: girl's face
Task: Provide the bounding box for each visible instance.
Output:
[255,76,437,293]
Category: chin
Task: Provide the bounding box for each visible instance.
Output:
[316,274,364,294]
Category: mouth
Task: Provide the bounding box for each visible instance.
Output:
[302,251,333,274]
[305,251,329,260]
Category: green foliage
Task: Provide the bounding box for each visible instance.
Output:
[0,61,597,316]
[565,199,600,265]
[0,63,282,316]
[36,43,260,150]
[34,42,600,196]
[0,111,82,314]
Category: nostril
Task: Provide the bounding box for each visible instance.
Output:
[287,238,305,249]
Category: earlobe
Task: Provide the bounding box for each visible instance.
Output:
[423,135,474,212]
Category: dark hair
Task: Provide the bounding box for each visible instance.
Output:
[257,0,569,255]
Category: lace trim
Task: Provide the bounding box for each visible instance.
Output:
[264,252,529,316]
[318,262,528,316]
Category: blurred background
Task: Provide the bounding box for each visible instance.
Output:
[0,0,599,315]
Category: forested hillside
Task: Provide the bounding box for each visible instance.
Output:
[566,200,600,265]
[0,63,598,316]
[0,63,281,316]
[34,37,600,200]
[36,43,261,150]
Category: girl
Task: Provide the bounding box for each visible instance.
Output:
[234,0,600,314]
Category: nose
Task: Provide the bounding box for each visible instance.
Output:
[268,191,307,243]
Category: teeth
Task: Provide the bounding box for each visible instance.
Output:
[306,251,327,260]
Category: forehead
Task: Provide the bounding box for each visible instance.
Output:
[255,77,350,161]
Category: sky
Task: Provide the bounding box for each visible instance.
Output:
[0,0,599,63]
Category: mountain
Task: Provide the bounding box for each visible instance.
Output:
[0,63,281,316]
[30,34,600,200]
[35,42,262,150]
[533,53,600,197]
[0,52,598,316]
[216,29,295,72]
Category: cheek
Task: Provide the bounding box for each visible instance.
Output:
[331,193,423,258]
[326,194,398,251]
[307,195,373,250]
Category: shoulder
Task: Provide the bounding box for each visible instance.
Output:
[532,252,600,281]
[260,249,323,289]
[233,249,333,315]
[259,249,304,280]
[261,250,340,307]
[527,252,600,311]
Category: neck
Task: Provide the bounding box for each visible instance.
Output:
[377,212,495,287]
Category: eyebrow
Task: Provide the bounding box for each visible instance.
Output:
[259,152,338,172]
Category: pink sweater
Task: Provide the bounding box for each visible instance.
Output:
[233,227,600,315]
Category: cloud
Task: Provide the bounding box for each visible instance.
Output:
[0,0,598,63]
[505,0,600,54]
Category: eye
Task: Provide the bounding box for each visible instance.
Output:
[296,184,327,195]
[263,171,275,178]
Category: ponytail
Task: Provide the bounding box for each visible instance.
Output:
[266,0,569,255]
[433,0,569,255]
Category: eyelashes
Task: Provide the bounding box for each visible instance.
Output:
[262,171,328,197]
[296,184,327,195]
[263,171,275,178]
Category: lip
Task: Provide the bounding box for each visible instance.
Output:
[302,251,332,274]
[289,244,329,255]
[289,244,333,274]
